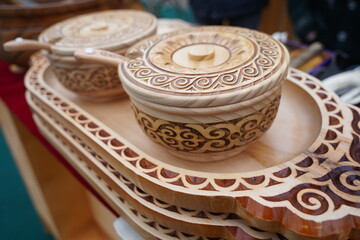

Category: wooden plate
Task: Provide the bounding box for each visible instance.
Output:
[25,56,360,240]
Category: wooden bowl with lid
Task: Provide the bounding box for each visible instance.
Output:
[4,9,158,99]
[74,26,290,161]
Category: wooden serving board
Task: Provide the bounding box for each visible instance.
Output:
[25,56,360,240]
[30,98,287,240]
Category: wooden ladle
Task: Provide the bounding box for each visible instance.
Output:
[4,22,115,53]
[74,45,219,68]
[73,47,129,67]
[3,37,51,52]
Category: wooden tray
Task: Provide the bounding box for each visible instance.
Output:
[28,92,288,240]
[25,57,360,240]
[32,113,227,240]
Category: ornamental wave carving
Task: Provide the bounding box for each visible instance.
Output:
[52,64,121,94]
[133,95,281,153]
[124,26,287,95]
[261,105,360,217]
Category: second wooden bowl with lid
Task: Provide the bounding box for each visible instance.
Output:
[75,26,290,161]
[4,9,158,99]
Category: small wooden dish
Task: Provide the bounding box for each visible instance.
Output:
[25,56,360,240]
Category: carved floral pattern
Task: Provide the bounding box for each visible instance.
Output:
[51,63,122,95]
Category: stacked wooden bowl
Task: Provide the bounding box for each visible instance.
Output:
[18,10,360,240]
[0,0,123,67]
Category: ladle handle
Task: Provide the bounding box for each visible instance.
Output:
[74,48,129,67]
[3,38,51,52]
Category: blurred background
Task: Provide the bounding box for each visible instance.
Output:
[0,0,359,239]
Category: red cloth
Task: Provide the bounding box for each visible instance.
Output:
[0,61,118,217]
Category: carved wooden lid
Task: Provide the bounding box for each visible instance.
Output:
[120,26,289,108]
[38,10,157,55]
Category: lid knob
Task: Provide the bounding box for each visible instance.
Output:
[91,23,109,31]
[188,45,215,61]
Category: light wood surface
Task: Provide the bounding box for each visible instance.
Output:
[25,55,360,240]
